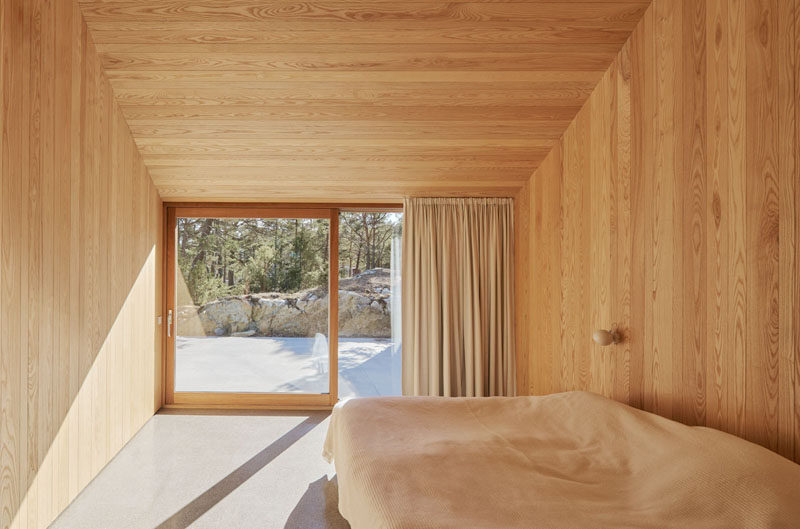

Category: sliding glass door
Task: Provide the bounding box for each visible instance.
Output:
[164,206,339,407]
[163,205,403,407]
[337,211,403,398]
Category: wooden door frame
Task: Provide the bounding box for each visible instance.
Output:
[160,202,401,410]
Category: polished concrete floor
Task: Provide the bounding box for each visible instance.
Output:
[50,410,350,529]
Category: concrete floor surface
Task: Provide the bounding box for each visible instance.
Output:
[50,411,351,529]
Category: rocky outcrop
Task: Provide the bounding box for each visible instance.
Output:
[250,295,328,337]
[176,268,394,338]
[339,291,390,337]
[201,298,252,335]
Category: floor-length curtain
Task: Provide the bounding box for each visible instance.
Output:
[401,197,515,397]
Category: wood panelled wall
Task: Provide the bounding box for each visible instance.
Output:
[0,1,163,528]
[523,0,800,462]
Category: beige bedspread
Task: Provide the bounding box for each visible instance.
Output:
[323,391,800,529]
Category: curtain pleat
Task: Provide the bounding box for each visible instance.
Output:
[401,197,515,397]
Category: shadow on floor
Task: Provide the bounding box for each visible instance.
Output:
[284,475,350,529]
[155,415,325,529]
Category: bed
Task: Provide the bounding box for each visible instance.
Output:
[323,391,800,529]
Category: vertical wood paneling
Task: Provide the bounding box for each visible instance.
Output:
[793,0,800,465]
[526,0,800,462]
[529,143,562,396]
[18,3,33,528]
[627,11,650,410]
[745,0,780,452]
[0,1,5,522]
[0,1,163,527]
[777,0,797,461]
[2,2,27,528]
[652,0,680,421]
[682,0,707,427]
[613,39,633,405]
[37,0,56,522]
[727,0,749,439]
[560,109,591,393]
[513,180,531,395]
[705,0,730,432]
[27,1,42,526]
[66,2,82,503]
[589,67,612,398]
[640,6,657,416]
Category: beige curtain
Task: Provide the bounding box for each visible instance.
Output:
[401,197,515,397]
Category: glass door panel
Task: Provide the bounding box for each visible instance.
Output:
[337,211,403,398]
[165,207,336,406]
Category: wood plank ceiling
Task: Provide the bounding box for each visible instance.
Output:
[77,1,652,201]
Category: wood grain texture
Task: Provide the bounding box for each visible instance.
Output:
[745,0,780,454]
[705,0,729,433]
[523,0,800,462]
[78,2,651,24]
[0,2,162,527]
[533,142,563,396]
[513,180,531,395]
[681,0,707,427]
[793,0,800,465]
[776,0,797,461]
[76,0,650,201]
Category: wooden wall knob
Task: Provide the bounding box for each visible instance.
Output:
[593,329,621,346]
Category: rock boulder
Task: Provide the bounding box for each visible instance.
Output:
[176,268,394,338]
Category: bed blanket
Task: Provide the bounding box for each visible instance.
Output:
[323,391,800,529]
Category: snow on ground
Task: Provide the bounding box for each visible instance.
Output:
[175,336,401,398]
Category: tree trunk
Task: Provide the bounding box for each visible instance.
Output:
[189,218,214,270]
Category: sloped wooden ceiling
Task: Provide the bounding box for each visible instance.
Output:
[78,1,651,201]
